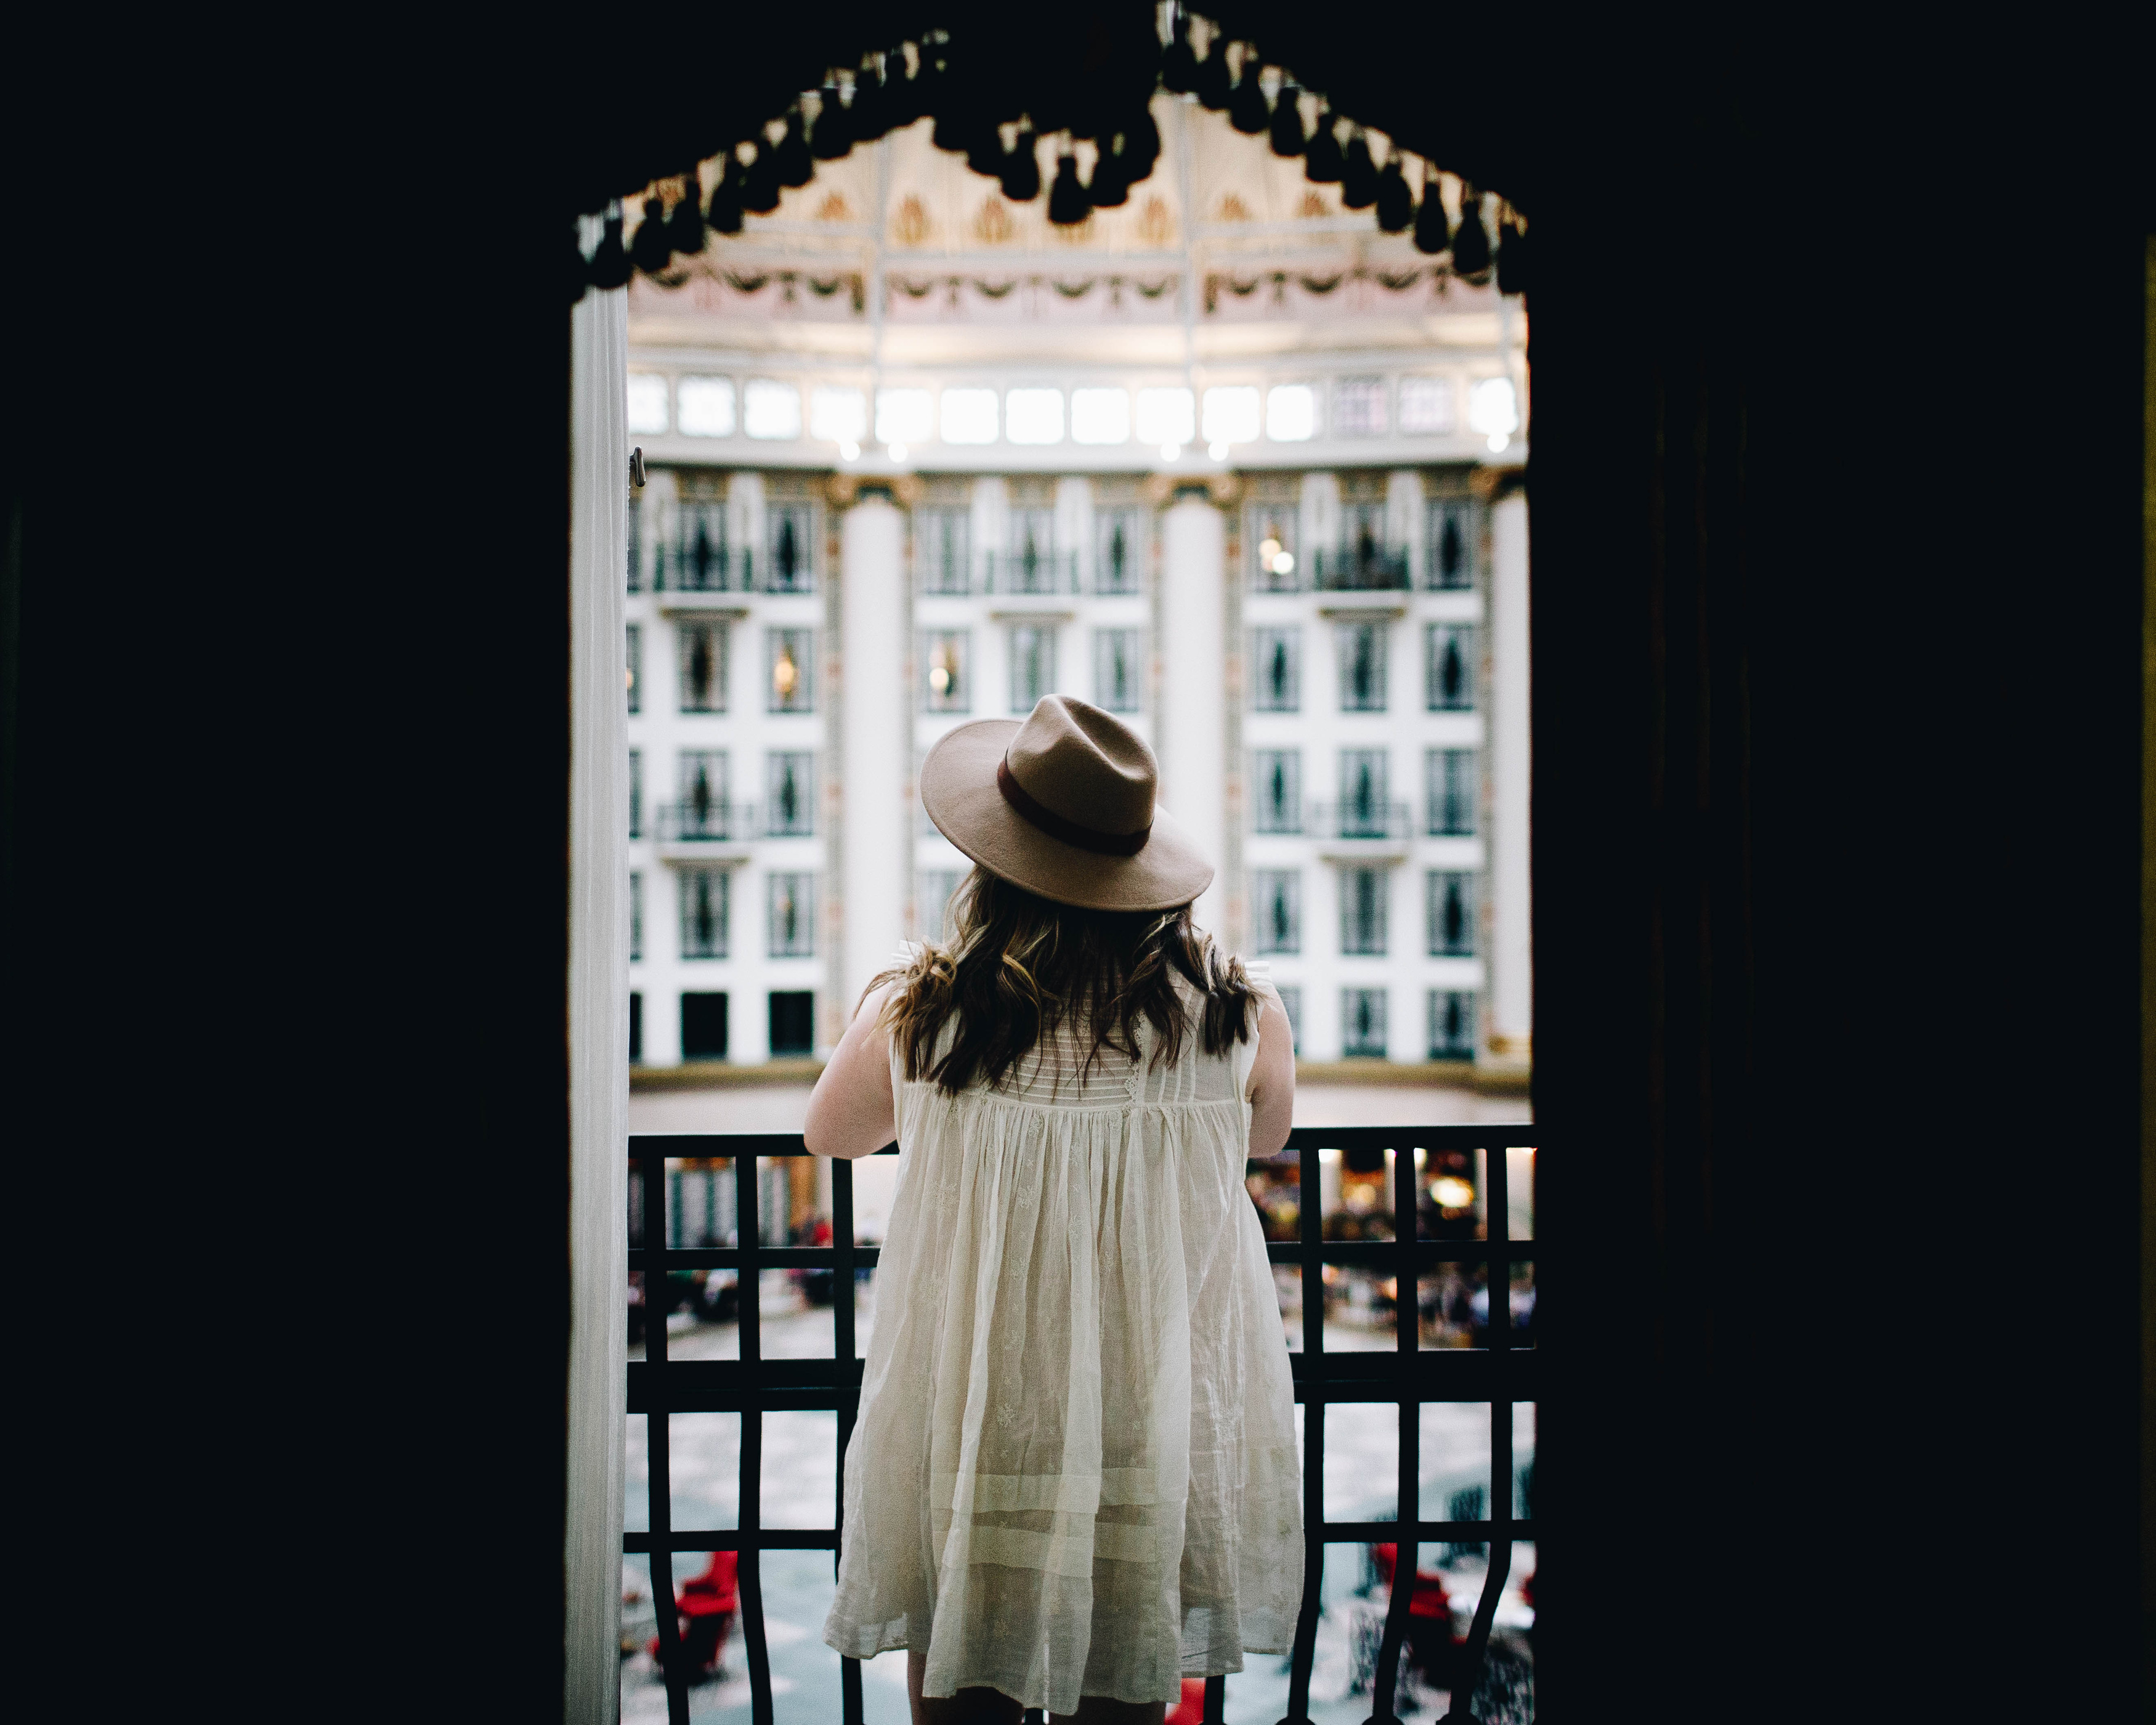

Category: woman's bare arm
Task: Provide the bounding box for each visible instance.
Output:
[1246,994,1295,1160]
[804,983,898,1161]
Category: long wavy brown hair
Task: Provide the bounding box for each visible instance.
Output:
[873,866,1257,1095]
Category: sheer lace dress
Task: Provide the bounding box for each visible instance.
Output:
[822,967,1302,1712]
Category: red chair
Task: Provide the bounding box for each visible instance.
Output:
[649,1550,739,1679]
[1372,1543,1462,1686]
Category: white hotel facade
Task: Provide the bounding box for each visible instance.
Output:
[619,99,1530,1076]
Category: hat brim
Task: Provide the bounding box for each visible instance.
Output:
[920,719,1215,913]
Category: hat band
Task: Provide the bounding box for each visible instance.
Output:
[996,757,1152,857]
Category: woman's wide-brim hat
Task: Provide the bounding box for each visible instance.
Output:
[920,695,1215,913]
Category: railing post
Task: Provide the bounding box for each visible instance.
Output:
[1364,1143,1419,1725]
[642,1145,691,1725]
[833,1156,865,1725]
[1444,1145,1516,1724]
[736,1151,775,1725]
[1278,1135,1324,1725]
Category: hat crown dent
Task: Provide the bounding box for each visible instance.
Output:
[1005,696,1157,837]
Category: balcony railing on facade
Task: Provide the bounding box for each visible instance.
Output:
[1312,546,1411,591]
[654,801,816,847]
[918,553,1142,599]
[1254,802,1419,839]
[626,1126,1536,1725]
[631,546,818,598]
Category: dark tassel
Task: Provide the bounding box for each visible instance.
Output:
[1269,83,1306,156]
[668,170,707,255]
[1304,107,1343,182]
[630,195,674,274]
[588,206,631,290]
[1089,138,1132,208]
[1195,38,1232,110]
[848,59,888,142]
[1161,14,1199,92]
[1048,153,1089,225]
[888,44,926,127]
[1412,172,1451,254]
[1340,133,1378,209]
[774,109,814,187]
[566,222,590,305]
[811,85,853,160]
[707,153,745,234]
[1229,52,1271,134]
[742,142,781,214]
[1496,213,1530,294]
[1374,156,1412,232]
[1451,185,1491,280]
[1000,126,1042,201]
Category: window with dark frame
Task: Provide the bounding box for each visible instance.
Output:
[1429,989,1477,1059]
[679,991,727,1060]
[678,750,729,838]
[626,623,641,713]
[1426,623,1475,712]
[765,752,813,837]
[768,990,814,1056]
[1253,625,1300,712]
[1253,749,1302,833]
[1005,506,1058,595]
[922,630,970,713]
[680,866,729,959]
[1093,628,1141,713]
[1094,508,1144,594]
[1428,870,1476,957]
[1342,986,1388,1056]
[764,503,814,593]
[1008,623,1055,712]
[1341,864,1388,955]
[1426,498,1474,590]
[630,871,643,962]
[628,749,642,838]
[767,872,815,957]
[1427,747,1477,835]
[628,991,642,1063]
[1339,749,1390,837]
[1337,620,1388,711]
[675,499,731,591]
[767,628,814,713]
[1254,869,1302,954]
[626,492,642,593]
[917,508,971,595]
[1249,502,1299,591]
[678,620,727,713]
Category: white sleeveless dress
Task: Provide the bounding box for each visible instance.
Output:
[822,972,1303,1713]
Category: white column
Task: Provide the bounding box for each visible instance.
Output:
[564,282,629,1724]
[1485,489,1532,1070]
[840,497,907,1013]
[1159,495,1226,933]
[1387,468,1422,575]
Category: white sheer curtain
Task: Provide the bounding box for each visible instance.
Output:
[565,281,630,1723]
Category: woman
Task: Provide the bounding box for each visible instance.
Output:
[808,696,1301,1725]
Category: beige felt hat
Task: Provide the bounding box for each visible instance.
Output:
[919,696,1215,912]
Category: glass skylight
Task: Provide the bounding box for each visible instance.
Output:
[743,379,803,440]
[1134,388,1194,450]
[1201,386,1261,446]
[875,388,934,446]
[626,373,670,434]
[1005,389,1066,445]
[1265,384,1317,441]
[939,388,999,445]
[676,376,735,437]
[809,386,867,444]
[1070,388,1131,444]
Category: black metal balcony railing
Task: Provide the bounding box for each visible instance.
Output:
[981,550,1081,596]
[654,802,753,844]
[1313,548,1411,591]
[1313,800,1414,841]
[627,1124,1535,1725]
